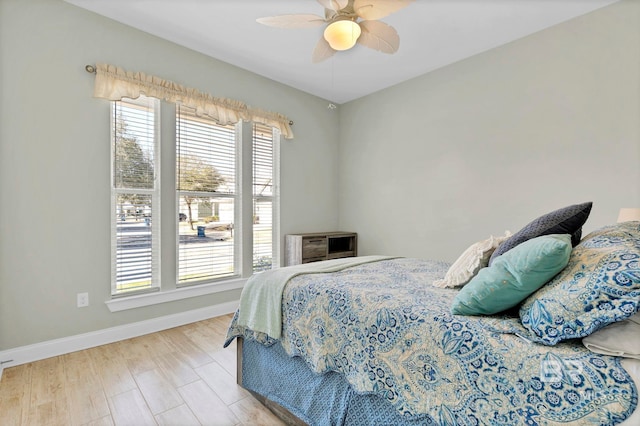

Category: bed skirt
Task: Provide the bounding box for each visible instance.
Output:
[240,338,439,426]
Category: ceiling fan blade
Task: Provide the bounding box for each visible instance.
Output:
[324,7,337,21]
[256,14,326,29]
[356,20,399,54]
[312,36,336,63]
[317,0,349,12]
[353,0,414,20]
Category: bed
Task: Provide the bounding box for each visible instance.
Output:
[225,211,640,425]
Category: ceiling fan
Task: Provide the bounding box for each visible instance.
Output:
[257,0,414,63]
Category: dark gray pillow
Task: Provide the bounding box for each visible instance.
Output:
[488,202,592,265]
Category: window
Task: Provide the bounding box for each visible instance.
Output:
[111,96,160,295]
[252,123,279,272]
[177,107,237,284]
[110,98,279,299]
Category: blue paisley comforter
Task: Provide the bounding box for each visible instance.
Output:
[225,258,637,425]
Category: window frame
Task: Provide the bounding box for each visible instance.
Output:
[110,95,161,297]
[175,107,241,286]
[107,98,281,311]
[252,123,280,273]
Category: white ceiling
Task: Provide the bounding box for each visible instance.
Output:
[65,0,619,104]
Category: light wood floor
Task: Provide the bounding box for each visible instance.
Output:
[0,314,286,426]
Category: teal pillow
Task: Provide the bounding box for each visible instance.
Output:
[451,234,572,315]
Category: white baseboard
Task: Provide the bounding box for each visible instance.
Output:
[0,300,239,381]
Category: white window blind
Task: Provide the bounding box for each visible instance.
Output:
[108,93,282,306]
[111,95,160,295]
[177,106,237,284]
[252,123,278,272]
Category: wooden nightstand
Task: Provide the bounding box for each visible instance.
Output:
[285,232,357,266]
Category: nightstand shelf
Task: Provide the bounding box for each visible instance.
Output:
[285,232,357,266]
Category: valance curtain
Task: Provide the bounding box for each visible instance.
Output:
[93,63,294,139]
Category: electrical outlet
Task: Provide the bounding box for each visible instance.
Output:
[77,292,89,308]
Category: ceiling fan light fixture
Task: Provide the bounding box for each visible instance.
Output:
[323,19,361,51]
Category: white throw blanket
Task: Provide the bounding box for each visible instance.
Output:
[237,255,395,339]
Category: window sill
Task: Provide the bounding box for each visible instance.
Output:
[105,278,247,312]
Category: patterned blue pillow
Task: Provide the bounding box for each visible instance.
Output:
[489,202,592,266]
[519,222,640,345]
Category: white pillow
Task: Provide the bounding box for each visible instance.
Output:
[583,313,640,359]
[433,231,511,288]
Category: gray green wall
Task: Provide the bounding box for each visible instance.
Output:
[0,0,339,350]
[338,0,640,262]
